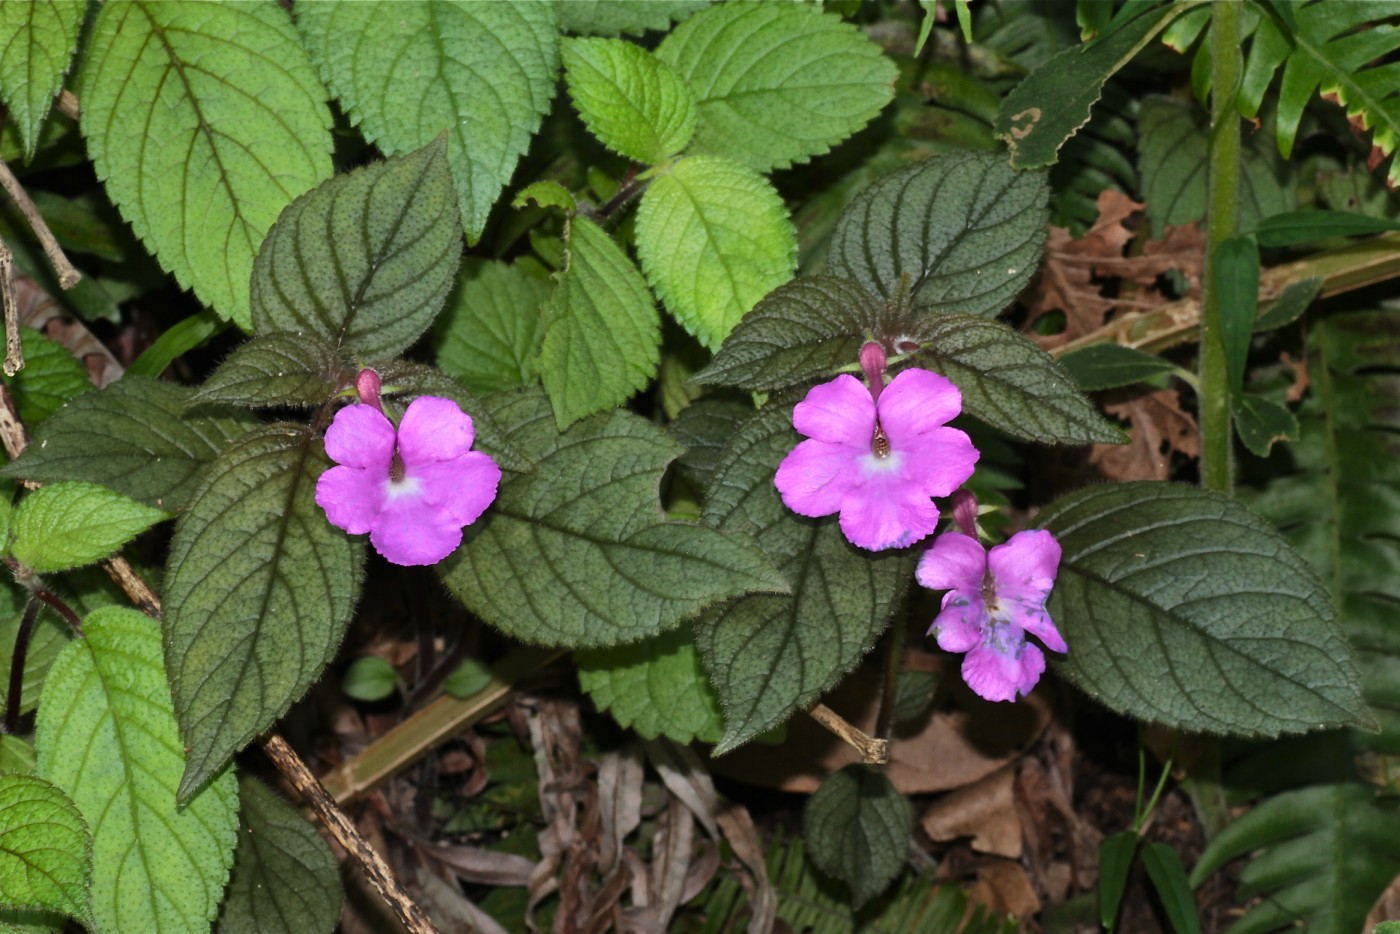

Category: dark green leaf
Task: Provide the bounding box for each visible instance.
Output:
[669,395,754,494]
[1141,842,1198,934]
[696,404,913,752]
[1099,830,1138,929]
[434,259,549,394]
[251,139,461,360]
[1038,482,1372,737]
[1216,235,1260,397]
[890,669,938,726]
[1256,276,1322,332]
[0,775,89,925]
[803,765,912,908]
[1234,394,1299,458]
[4,327,91,427]
[163,425,364,801]
[1058,344,1178,391]
[562,37,696,163]
[438,389,787,649]
[577,623,723,744]
[828,153,1049,318]
[341,657,397,703]
[191,333,340,409]
[1254,210,1400,247]
[216,777,342,934]
[696,276,881,390]
[127,309,231,380]
[3,376,257,512]
[9,482,166,574]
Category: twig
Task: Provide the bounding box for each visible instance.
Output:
[0,382,30,461]
[55,91,79,122]
[0,238,18,375]
[0,159,80,290]
[261,733,439,934]
[807,703,888,765]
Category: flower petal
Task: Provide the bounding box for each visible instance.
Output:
[988,530,1066,652]
[315,465,386,535]
[930,590,985,652]
[398,396,476,464]
[774,439,861,518]
[370,489,464,566]
[837,471,940,550]
[916,532,986,591]
[792,375,874,446]
[961,639,1046,702]
[324,404,395,470]
[877,368,962,438]
[415,452,502,526]
[899,426,979,498]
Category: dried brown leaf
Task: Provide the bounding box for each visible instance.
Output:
[1090,388,1199,481]
[921,767,1022,858]
[419,840,535,887]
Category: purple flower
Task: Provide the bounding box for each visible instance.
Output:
[917,529,1066,702]
[315,395,501,566]
[773,369,979,550]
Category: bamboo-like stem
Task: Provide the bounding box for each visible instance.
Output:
[0,238,18,376]
[0,159,80,290]
[808,703,889,765]
[1199,0,1244,493]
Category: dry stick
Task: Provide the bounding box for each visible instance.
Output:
[0,158,80,290]
[55,90,79,122]
[0,238,18,376]
[807,702,888,765]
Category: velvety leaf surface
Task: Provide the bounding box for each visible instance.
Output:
[251,139,461,360]
[563,37,696,163]
[298,0,558,240]
[1037,482,1371,736]
[215,777,341,934]
[0,0,84,161]
[36,608,240,934]
[577,623,723,743]
[557,0,710,37]
[655,3,895,172]
[804,765,912,908]
[0,775,88,924]
[540,216,661,428]
[191,333,340,409]
[636,155,796,351]
[9,482,166,574]
[79,1,333,328]
[828,153,1048,317]
[438,389,788,648]
[2,376,256,512]
[4,328,92,427]
[433,259,549,393]
[697,404,913,753]
[163,426,364,801]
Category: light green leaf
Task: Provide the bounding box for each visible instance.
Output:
[3,376,256,512]
[513,180,577,214]
[163,426,363,801]
[556,0,710,37]
[828,153,1049,317]
[341,657,397,703]
[0,738,35,776]
[215,777,342,934]
[0,775,89,925]
[539,215,661,428]
[655,3,895,172]
[36,608,240,934]
[563,37,696,164]
[438,388,788,649]
[577,623,723,744]
[697,405,913,753]
[1235,394,1299,458]
[1058,344,1178,392]
[434,260,549,394]
[128,310,231,381]
[190,333,340,409]
[3,328,91,427]
[803,765,912,908]
[79,1,332,328]
[0,1,84,161]
[251,139,461,360]
[1037,482,1372,737]
[636,155,796,351]
[10,482,166,574]
[298,0,558,241]
[441,658,492,699]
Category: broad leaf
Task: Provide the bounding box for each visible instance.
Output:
[577,623,723,744]
[437,389,788,649]
[36,608,240,934]
[0,0,84,161]
[828,153,1049,318]
[1190,783,1400,934]
[191,333,340,409]
[1037,482,1372,737]
[636,155,796,351]
[298,0,558,241]
[4,328,91,427]
[2,376,256,512]
[803,765,912,908]
[163,425,363,801]
[655,2,895,172]
[668,395,755,493]
[341,657,397,703]
[0,738,35,776]
[539,216,661,428]
[79,1,332,328]
[697,404,913,753]
[215,777,342,934]
[0,775,88,925]
[557,1,711,37]
[9,482,166,574]
[433,259,549,393]
[563,37,696,164]
[251,139,461,360]
[1058,344,1178,391]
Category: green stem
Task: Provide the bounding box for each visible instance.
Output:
[1200,0,1244,494]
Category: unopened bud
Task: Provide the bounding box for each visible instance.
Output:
[951,489,978,538]
[355,369,383,413]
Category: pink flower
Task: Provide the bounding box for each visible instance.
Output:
[773,369,979,550]
[315,396,501,566]
[917,529,1066,702]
